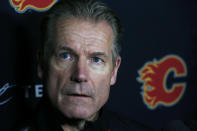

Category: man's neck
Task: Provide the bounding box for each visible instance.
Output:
[61,119,86,131]
[61,113,99,131]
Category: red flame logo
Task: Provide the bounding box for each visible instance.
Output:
[137,55,187,109]
[10,0,58,13]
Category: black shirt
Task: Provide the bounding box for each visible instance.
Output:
[17,100,152,131]
[162,120,197,131]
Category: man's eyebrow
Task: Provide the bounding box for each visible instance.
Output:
[57,46,75,53]
[90,52,108,58]
[57,45,109,58]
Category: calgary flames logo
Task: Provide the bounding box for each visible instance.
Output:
[137,55,187,109]
[9,0,58,13]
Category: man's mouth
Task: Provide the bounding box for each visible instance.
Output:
[67,93,90,97]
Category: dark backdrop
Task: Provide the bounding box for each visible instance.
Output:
[0,0,197,130]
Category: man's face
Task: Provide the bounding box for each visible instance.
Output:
[38,18,121,120]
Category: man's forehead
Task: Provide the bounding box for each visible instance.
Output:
[54,18,114,52]
[59,31,110,46]
[56,18,113,41]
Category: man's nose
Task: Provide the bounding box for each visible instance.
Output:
[70,57,88,83]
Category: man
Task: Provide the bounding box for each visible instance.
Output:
[19,0,152,130]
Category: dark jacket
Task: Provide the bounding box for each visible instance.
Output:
[16,100,153,131]
[162,120,197,131]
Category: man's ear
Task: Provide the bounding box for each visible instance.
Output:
[37,50,43,79]
[110,56,121,85]
[37,63,43,79]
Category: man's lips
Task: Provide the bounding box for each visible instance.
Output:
[67,93,90,97]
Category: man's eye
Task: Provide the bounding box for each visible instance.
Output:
[59,53,72,60]
[91,57,103,64]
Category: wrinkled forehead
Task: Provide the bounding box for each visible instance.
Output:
[54,18,114,52]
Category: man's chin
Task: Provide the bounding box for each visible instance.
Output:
[60,106,97,121]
